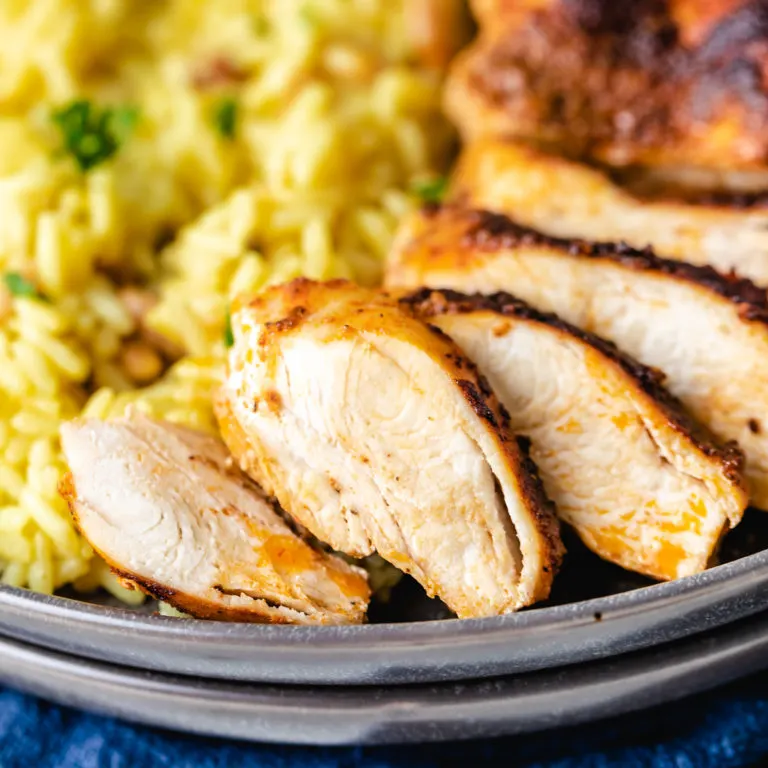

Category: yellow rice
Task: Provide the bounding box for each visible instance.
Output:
[0,0,457,598]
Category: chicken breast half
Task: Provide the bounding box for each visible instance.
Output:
[451,140,768,285]
[59,414,370,625]
[216,278,563,619]
[447,0,768,173]
[402,288,747,580]
[387,205,768,510]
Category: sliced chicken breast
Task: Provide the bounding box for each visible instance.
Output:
[451,140,768,285]
[402,288,747,580]
[59,414,370,625]
[216,278,563,619]
[387,205,768,510]
[446,0,768,172]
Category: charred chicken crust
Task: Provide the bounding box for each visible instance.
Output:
[254,278,566,576]
[249,279,564,573]
[416,205,768,324]
[421,325,564,574]
[400,287,745,487]
[221,278,566,615]
[450,0,768,169]
[388,204,768,507]
[437,351,564,578]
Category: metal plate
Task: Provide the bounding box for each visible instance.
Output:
[4,608,768,745]
[2,514,768,686]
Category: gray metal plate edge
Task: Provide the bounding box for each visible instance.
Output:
[3,608,768,745]
[1,547,768,685]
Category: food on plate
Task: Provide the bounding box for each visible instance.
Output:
[402,288,748,580]
[59,412,370,624]
[446,0,768,174]
[0,1,459,598]
[4,0,766,623]
[217,278,563,618]
[450,140,768,285]
[387,205,768,510]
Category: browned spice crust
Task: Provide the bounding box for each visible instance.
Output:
[460,0,768,168]
[251,278,352,347]
[423,205,768,324]
[58,472,77,511]
[456,378,499,426]
[402,286,745,488]
[418,322,565,577]
[265,307,308,334]
[512,432,563,575]
[109,568,297,624]
[243,277,565,589]
[251,277,348,312]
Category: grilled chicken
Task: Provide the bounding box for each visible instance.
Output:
[451,140,768,285]
[387,205,768,510]
[59,414,370,625]
[402,288,747,580]
[216,278,563,619]
[447,0,768,173]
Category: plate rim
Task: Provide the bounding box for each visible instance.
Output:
[3,606,768,745]
[2,543,768,644]
[1,545,767,685]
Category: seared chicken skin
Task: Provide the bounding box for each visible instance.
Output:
[217,278,563,618]
[447,0,768,173]
[402,289,747,580]
[387,206,768,510]
[451,140,768,285]
[59,414,370,624]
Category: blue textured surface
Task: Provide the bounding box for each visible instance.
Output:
[2,674,768,767]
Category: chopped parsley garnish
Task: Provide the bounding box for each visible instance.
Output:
[109,105,140,143]
[51,100,140,172]
[211,98,238,140]
[224,309,234,348]
[252,14,270,36]
[3,272,44,300]
[411,176,449,205]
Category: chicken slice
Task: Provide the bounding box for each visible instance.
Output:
[387,205,768,510]
[451,140,768,285]
[446,0,768,172]
[59,414,370,625]
[216,278,563,619]
[402,288,748,580]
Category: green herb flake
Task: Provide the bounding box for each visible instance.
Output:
[224,309,235,348]
[51,100,140,172]
[212,98,238,140]
[3,272,44,300]
[252,14,270,36]
[410,176,449,205]
[109,106,140,142]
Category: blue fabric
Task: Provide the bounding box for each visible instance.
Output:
[2,673,768,768]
